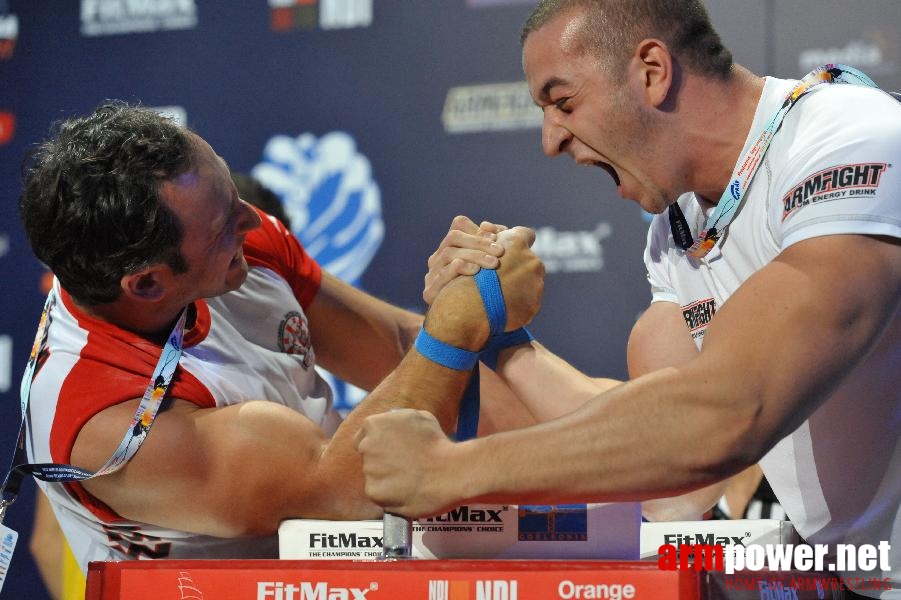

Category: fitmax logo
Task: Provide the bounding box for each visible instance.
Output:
[663,533,748,547]
[308,533,382,549]
[257,581,376,600]
[422,506,504,523]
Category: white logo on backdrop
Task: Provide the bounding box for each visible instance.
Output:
[0,335,11,393]
[799,36,897,76]
[80,0,198,37]
[442,82,542,134]
[532,223,612,274]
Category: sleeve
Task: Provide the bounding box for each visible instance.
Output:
[643,212,679,305]
[242,207,323,309]
[773,85,901,249]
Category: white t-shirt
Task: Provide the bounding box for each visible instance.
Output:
[644,76,901,596]
[25,209,342,572]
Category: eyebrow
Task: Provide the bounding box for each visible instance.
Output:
[535,76,569,107]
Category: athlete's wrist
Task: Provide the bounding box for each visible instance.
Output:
[423,277,490,351]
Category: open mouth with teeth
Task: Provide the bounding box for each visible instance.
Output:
[595,161,621,186]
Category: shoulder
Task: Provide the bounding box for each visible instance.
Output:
[788,83,901,143]
[243,206,322,307]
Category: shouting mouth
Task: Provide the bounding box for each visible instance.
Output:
[594,161,621,187]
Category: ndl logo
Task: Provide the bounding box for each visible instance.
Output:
[428,580,518,600]
[476,580,518,600]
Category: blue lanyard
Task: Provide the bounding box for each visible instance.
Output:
[0,289,186,519]
[670,64,879,258]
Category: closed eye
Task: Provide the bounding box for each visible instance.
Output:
[554,97,572,113]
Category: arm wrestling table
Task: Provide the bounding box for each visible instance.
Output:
[86,558,846,599]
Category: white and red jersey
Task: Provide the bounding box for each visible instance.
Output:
[25,208,342,571]
[644,77,901,595]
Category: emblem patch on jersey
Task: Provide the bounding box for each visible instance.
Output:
[782,162,889,221]
[278,311,314,370]
[682,297,717,341]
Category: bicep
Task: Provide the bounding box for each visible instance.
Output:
[697,233,901,456]
[306,272,422,391]
[627,301,698,378]
[74,398,338,537]
[628,302,728,519]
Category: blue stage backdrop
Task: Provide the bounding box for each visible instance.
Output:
[0,1,898,598]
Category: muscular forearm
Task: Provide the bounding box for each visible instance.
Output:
[316,278,489,518]
[451,365,757,507]
[495,342,621,422]
[308,272,423,391]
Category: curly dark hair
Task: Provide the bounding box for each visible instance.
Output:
[521,0,733,79]
[19,102,196,306]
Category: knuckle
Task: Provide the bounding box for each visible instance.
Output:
[451,215,471,230]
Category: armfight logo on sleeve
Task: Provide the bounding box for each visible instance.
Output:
[782,162,890,221]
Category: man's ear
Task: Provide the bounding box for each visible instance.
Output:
[121,267,166,301]
[631,38,674,108]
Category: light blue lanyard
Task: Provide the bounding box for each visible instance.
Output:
[682,64,878,258]
[1,290,186,517]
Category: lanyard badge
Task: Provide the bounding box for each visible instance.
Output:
[670,64,879,259]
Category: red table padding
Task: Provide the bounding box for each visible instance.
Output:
[87,559,699,599]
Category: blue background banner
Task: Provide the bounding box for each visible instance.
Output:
[1,1,899,597]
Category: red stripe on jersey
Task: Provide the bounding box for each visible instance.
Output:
[244,206,322,309]
[51,291,215,522]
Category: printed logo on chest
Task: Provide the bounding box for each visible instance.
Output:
[278,311,314,369]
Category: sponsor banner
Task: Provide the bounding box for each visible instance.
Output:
[442,82,542,134]
[80,0,198,37]
[269,0,372,32]
[0,12,17,60]
[280,503,640,561]
[640,519,799,560]
[86,558,696,600]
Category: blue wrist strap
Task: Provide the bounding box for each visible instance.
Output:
[480,327,534,371]
[414,327,479,371]
[474,268,506,337]
[415,267,535,441]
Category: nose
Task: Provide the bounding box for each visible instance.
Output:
[237,199,263,234]
[541,107,571,157]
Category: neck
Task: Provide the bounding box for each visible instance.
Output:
[74,296,189,344]
[684,65,766,203]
